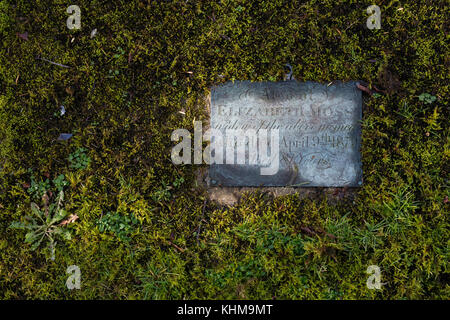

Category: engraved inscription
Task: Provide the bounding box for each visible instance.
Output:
[209,81,363,187]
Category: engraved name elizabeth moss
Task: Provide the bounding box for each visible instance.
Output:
[172,81,362,187]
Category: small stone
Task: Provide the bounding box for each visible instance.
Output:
[57,133,73,141]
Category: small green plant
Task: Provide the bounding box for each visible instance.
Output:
[107,47,126,78]
[27,174,51,199]
[136,264,172,299]
[418,93,436,104]
[113,46,126,59]
[27,171,69,199]
[395,101,418,121]
[152,183,171,203]
[372,93,382,98]
[172,177,184,188]
[381,187,419,238]
[52,174,69,192]
[323,288,343,300]
[10,191,71,260]
[151,177,184,203]
[108,69,120,77]
[97,212,139,241]
[68,147,91,170]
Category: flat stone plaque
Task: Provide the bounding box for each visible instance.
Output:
[209,81,363,187]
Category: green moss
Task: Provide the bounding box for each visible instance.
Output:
[0,0,448,299]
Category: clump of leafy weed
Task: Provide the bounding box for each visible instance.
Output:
[97,211,139,241]
[418,93,437,104]
[9,191,72,260]
[68,147,91,170]
[27,171,69,200]
[27,174,50,200]
[152,177,184,204]
[52,174,69,192]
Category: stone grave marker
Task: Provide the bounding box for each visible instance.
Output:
[209,80,363,187]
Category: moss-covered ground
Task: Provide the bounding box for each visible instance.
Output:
[0,0,448,299]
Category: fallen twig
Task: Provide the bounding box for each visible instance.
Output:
[36,56,70,68]
[372,85,386,94]
[356,82,373,95]
[168,240,185,252]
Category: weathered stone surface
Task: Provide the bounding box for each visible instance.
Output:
[209,80,363,187]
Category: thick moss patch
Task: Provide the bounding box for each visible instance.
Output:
[0,0,448,299]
